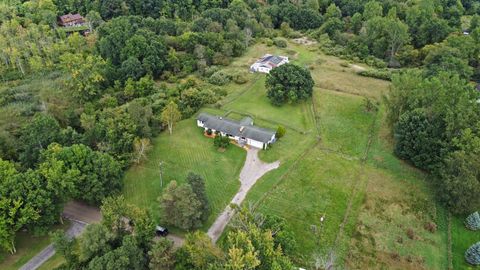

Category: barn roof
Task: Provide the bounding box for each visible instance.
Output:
[197,113,275,143]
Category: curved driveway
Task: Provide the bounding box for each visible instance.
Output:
[207,147,280,242]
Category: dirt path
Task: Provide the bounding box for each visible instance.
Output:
[207,148,280,242]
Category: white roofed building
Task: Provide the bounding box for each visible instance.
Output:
[250,54,289,73]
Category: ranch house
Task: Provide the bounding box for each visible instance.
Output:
[196,113,276,149]
[249,54,289,73]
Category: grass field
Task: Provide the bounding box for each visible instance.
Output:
[451,215,480,269]
[122,119,246,230]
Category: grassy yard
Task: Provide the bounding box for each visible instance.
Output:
[451,215,480,269]
[122,119,246,230]
[0,222,70,270]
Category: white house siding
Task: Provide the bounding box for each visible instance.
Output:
[197,120,205,127]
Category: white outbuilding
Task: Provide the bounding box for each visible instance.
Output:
[250,54,289,73]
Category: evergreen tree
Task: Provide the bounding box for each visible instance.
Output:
[466,242,480,265]
[187,172,210,222]
[466,212,480,231]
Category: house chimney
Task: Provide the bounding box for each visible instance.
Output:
[240,126,245,132]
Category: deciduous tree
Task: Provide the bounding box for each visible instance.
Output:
[161,101,181,135]
[159,181,202,230]
[265,64,314,106]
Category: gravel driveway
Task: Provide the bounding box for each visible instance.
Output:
[207,148,280,242]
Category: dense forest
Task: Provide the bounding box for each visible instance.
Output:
[1,0,480,269]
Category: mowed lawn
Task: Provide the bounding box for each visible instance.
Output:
[451,215,480,269]
[122,119,246,229]
[222,75,315,132]
[315,89,376,157]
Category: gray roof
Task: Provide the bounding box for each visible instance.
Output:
[197,113,275,143]
[256,55,287,67]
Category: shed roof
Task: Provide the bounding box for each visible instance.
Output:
[197,113,275,143]
[255,54,288,68]
[59,13,84,23]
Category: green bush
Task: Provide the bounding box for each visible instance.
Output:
[273,38,287,48]
[206,129,212,135]
[232,72,249,84]
[465,242,480,265]
[363,97,378,112]
[276,126,286,139]
[208,71,231,86]
[203,66,220,78]
[265,39,274,47]
[466,212,480,231]
[214,134,230,149]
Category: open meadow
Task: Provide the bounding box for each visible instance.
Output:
[121,40,470,268]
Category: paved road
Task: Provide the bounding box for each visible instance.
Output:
[207,148,280,242]
[63,201,102,224]
[19,220,87,270]
[21,200,185,270]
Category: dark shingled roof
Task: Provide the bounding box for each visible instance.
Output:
[197,113,275,143]
[257,55,286,67]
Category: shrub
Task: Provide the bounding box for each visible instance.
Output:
[466,212,480,231]
[232,72,249,84]
[214,134,230,149]
[424,222,437,233]
[203,66,220,78]
[208,71,231,86]
[276,126,286,139]
[465,242,480,265]
[363,97,378,112]
[265,39,274,47]
[406,228,415,240]
[206,129,212,136]
[273,38,287,48]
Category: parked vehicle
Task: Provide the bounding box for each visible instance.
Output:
[155,225,169,236]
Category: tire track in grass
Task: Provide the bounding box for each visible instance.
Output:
[328,108,379,265]
[253,97,321,209]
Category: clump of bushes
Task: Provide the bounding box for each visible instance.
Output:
[265,38,274,47]
[358,69,394,81]
[273,38,287,48]
[214,134,230,149]
[203,66,220,78]
[206,129,212,136]
[466,212,480,231]
[232,71,249,84]
[208,71,231,86]
[465,242,480,265]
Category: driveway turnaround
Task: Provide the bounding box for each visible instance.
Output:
[19,220,87,270]
[207,148,280,242]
